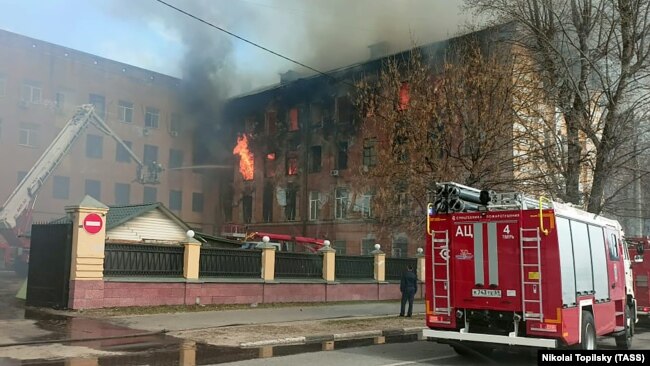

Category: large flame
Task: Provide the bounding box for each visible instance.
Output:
[233,134,254,180]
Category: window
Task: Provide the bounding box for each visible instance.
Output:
[145,107,160,128]
[397,191,410,216]
[263,183,274,222]
[89,94,105,119]
[143,186,157,203]
[192,192,203,213]
[285,185,297,221]
[169,149,183,169]
[55,92,65,109]
[333,240,346,255]
[265,110,277,135]
[361,238,375,255]
[309,146,322,173]
[21,82,42,103]
[588,225,609,301]
[310,103,324,128]
[118,100,133,123]
[286,155,298,176]
[53,176,69,199]
[336,96,353,124]
[170,113,182,134]
[115,183,130,205]
[86,134,103,159]
[17,171,27,184]
[392,237,408,258]
[337,142,348,170]
[116,141,132,163]
[18,124,38,147]
[363,138,377,167]
[556,217,576,306]
[85,179,101,200]
[309,191,321,221]
[335,188,349,219]
[143,144,158,165]
[609,233,620,260]
[243,195,253,224]
[265,152,276,177]
[288,108,299,131]
[169,190,182,211]
[570,221,593,294]
[359,193,373,218]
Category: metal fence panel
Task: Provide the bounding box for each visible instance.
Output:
[385,257,417,281]
[275,252,323,278]
[104,244,184,277]
[199,248,261,278]
[335,255,374,279]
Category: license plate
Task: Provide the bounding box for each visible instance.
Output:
[472,289,502,298]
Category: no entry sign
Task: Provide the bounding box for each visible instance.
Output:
[83,213,103,234]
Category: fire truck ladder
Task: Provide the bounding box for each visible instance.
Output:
[431,229,451,317]
[520,227,543,322]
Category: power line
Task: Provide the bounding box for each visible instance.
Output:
[154,0,339,84]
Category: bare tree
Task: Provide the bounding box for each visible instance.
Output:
[465,0,650,215]
[352,36,520,238]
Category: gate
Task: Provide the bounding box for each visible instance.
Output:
[26,222,73,309]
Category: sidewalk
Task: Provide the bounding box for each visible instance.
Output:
[105,301,426,332]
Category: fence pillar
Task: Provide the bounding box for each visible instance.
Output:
[319,240,335,282]
[179,340,197,366]
[416,248,425,282]
[66,195,109,310]
[183,231,201,280]
[372,244,385,282]
[260,236,276,281]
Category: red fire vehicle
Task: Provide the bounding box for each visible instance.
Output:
[423,183,637,353]
[626,237,649,319]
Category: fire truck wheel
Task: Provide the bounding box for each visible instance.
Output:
[615,306,633,349]
[580,311,596,350]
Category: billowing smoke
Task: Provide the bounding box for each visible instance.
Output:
[104,0,470,163]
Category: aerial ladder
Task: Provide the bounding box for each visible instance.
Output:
[0,104,162,270]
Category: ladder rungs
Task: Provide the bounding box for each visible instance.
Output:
[433,279,448,282]
[523,281,540,285]
[522,264,539,267]
[521,246,540,249]
[524,299,540,303]
[521,237,540,241]
[434,295,449,299]
[433,263,448,266]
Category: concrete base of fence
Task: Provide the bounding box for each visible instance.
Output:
[69,278,425,309]
[69,280,105,309]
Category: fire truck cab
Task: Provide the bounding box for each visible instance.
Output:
[423,183,637,353]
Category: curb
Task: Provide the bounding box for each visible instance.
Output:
[240,327,425,348]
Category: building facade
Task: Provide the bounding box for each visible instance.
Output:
[0,29,217,234]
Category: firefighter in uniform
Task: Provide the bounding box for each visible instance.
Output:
[399,264,417,317]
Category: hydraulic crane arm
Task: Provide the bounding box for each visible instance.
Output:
[0,104,160,246]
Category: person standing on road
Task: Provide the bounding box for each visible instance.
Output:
[399,264,417,317]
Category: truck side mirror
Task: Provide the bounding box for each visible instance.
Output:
[637,243,645,256]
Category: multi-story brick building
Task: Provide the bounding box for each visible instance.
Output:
[0,29,217,238]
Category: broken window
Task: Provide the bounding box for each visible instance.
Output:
[263,183,274,223]
[145,107,160,128]
[337,141,348,170]
[89,94,105,119]
[335,187,349,219]
[265,152,276,177]
[285,186,297,221]
[289,107,299,131]
[363,138,377,167]
[310,103,324,128]
[243,195,253,224]
[286,154,298,176]
[265,110,277,135]
[336,96,353,124]
[309,146,322,173]
[398,81,410,111]
[118,100,133,123]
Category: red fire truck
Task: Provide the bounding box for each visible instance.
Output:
[626,237,649,320]
[423,183,637,353]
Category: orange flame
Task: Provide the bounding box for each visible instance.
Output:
[233,134,254,180]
